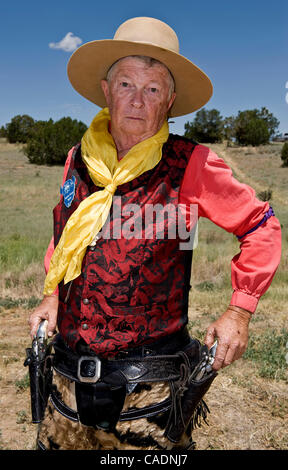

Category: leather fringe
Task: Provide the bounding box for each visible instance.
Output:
[190,399,210,430]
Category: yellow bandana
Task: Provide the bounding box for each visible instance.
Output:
[43,107,169,295]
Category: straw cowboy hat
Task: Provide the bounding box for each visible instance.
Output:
[67,17,213,117]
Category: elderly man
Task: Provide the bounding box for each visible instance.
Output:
[29,17,281,450]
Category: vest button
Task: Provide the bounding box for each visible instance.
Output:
[82,323,89,330]
[83,298,89,305]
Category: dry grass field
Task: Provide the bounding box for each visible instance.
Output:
[0,138,287,450]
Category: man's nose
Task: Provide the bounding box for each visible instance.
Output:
[131,89,144,108]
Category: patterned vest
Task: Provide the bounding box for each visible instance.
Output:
[54,134,197,358]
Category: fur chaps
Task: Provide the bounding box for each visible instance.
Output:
[37,371,195,450]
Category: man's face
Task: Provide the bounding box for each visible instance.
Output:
[101,57,176,143]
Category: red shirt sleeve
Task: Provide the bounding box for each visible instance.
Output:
[179,144,282,313]
[44,147,75,295]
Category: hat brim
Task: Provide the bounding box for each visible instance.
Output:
[67,39,213,117]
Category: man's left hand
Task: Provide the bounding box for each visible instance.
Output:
[204,305,252,371]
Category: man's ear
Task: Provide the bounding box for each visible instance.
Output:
[168,92,177,113]
[167,92,177,119]
[101,79,110,105]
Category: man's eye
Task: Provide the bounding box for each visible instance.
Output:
[150,87,158,93]
[120,82,129,87]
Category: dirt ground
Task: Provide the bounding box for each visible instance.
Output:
[0,305,287,451]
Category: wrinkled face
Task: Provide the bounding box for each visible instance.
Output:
[101,57,176,143]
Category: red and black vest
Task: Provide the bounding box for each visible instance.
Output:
[54,134,198,358]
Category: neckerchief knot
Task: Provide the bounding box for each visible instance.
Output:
[105,182,117,195]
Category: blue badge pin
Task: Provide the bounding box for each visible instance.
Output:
[60,175,76,208]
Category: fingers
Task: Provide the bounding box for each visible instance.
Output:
[29,310,57,339]
[213,341,232,370]
[29,311,48,338]
[28,296,58,339]
[47,315,57,337]
[212,340,246,371]
[204,328,215,350]
[205,328,246,371]
[204,308,250,371]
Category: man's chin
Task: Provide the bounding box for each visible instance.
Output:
[122,121,148,135]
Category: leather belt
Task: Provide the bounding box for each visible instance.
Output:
[52,328,200,385]
[53,346,189,384]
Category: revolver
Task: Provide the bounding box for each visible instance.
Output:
[189,341,218,382]
[24,320,53,423]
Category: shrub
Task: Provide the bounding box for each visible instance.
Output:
[184,108,224,143]
[281,142,288,167]
[24,117,87,165]
[234,108,279,146]
[0,125,7,138]
[6,115,35,143]
[257,188,273,201]
[235,111,270,146]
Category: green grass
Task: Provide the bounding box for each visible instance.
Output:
[243,328,288,382]
[0,234,48,273]
[15,373,30,393]
[0,296,41,310]
[0,143,62,273]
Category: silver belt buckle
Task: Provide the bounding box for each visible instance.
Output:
[77,356,101,383]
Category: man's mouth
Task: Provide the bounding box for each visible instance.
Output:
[126,116,144,121]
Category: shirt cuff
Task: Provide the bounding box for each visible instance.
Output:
[230,290,259,313]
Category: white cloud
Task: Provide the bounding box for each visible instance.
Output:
[49,32,82,52]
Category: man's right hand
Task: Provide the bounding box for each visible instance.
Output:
[29,295,58,339]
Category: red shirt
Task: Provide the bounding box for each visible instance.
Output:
[45,142,281,313]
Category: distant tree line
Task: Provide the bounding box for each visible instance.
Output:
[183,107,280,146]
[0,114,87,165]
[0,107,285,165]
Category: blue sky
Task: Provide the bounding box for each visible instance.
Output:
[1,0,287,136]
